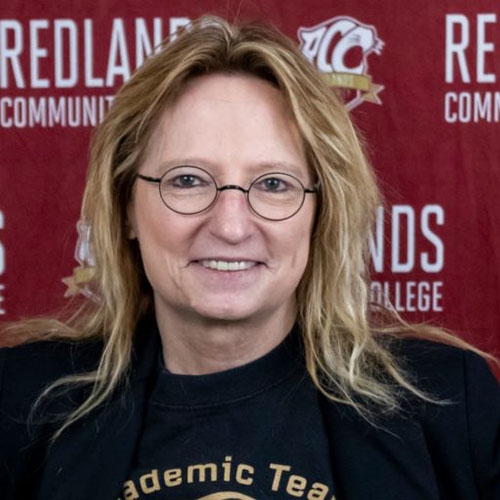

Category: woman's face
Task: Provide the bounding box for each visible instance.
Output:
[129,73,316,326]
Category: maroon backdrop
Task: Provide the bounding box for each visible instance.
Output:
[1,1,499,358]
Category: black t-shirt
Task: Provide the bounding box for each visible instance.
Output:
[120,328,336,499]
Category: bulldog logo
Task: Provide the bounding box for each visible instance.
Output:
[298,16,384,110]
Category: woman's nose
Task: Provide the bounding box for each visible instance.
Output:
[205,188,255,243]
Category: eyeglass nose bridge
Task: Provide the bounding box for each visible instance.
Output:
[210,183,254,214]
[213,184,250,204]
[216,184,250,195]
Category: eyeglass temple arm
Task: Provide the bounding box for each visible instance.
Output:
[136,173,161,184]
[305,182,320,194]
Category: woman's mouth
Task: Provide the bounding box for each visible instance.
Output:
[198,260,259,271]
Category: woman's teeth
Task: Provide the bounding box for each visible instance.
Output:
[199,260,257,271]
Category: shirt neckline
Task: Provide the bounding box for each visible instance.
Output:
[151,324,304,409]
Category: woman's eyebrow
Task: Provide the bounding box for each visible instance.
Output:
[155,158,308,179]
[155,158,215,173]
[251,161,307,178]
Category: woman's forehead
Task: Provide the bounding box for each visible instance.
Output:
[162,73,295,130]
[142,73,309,179]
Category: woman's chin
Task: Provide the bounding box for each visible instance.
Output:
[190,300,262,323]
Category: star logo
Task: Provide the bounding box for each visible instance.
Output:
[62,220,98,300]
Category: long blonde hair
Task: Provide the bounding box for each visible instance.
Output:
[2,15,494,438]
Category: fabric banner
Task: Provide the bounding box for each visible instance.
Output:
[1,0,499,357]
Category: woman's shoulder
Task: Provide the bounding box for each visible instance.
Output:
[380,336,498,413]
[0,338,102,411]
[391,336,498,392]
[387,337,499,446]
[397,338,499,495]
[1,337,102,372]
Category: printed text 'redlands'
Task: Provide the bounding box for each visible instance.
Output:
[444,13,500,123]
[0,17,191,89]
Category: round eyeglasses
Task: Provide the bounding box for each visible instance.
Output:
[136,165,318,221]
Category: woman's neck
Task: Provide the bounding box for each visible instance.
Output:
[154,301,296,375]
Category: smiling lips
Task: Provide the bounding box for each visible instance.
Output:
[198,259,260,271]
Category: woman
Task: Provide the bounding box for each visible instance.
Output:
[1,16,498,500]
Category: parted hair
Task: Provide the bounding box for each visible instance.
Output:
[2,15,491,438]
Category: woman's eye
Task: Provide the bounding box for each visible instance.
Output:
[258,177,287,192]
[172,175,201,188]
